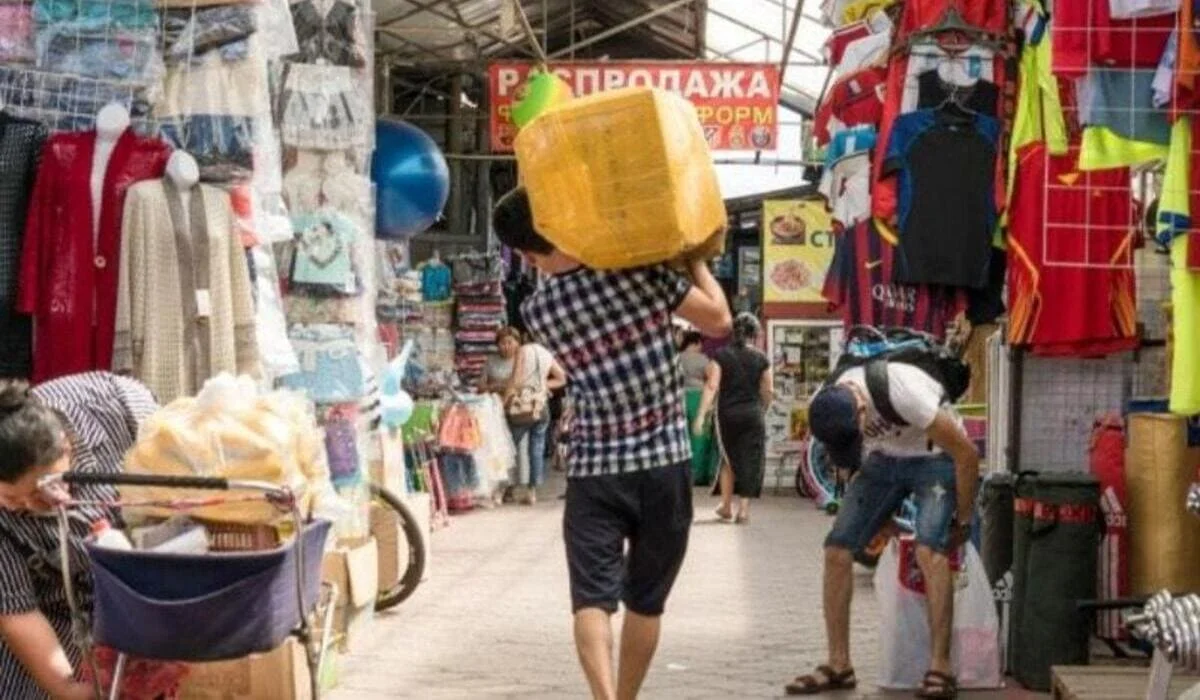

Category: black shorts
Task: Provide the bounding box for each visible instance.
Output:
[563,462,693,617]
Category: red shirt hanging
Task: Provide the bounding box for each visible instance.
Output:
[18,129,169,382]
[1052,0,1174,77]
[813,66,888,145]
[1006,143,1139,356]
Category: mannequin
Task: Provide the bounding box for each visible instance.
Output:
[19,101,169,382]
[91,103,131,246]
[166,150,200,210]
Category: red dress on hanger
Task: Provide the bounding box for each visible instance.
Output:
[18,129,169,382]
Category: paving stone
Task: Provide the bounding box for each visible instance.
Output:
[331,480,1044,699]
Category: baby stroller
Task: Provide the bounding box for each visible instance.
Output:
[40,471,336,700]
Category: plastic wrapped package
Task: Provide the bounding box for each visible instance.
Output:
[35,26,161,83]
[0,66,156,133]
[162,5,258,63]
[123,374,340,525]
[155,36,270,181]
[33,0,157,29]
[0,6,34,63]
[468,394,516,491]
[278,62,370,150]
[283,149,371,219]
[256,0,299,59]
[250,244,301,379]
[514,87,727,270]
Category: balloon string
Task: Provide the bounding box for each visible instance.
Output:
[509,0,549,69]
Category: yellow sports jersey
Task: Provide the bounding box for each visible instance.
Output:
[1079,125,1169,171]
[1170,235,1200,415]
[841,0,894,24]
[1004,0,1066,239]
[1159,118,1192,244]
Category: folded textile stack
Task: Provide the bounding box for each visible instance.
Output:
[450,254,506,387]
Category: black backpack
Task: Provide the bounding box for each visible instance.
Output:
[827,326,971,427]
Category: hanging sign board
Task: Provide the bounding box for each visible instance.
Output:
[761,199,835,305]
[487,61,780,152]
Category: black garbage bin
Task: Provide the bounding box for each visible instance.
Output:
[980,473,1015,596]
[1010,472,1101,692]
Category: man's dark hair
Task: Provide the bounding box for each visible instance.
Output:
[0,380,67,483]
[492,187,555,255]
[680,331,703,350]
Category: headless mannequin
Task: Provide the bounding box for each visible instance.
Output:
[166,150,200,211]
[91,103,130,249]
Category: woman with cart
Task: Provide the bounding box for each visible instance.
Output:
[0,372,156,699]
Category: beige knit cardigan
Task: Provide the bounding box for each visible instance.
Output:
[114,180,259,402]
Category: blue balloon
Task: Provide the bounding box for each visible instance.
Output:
[372,119,450,240]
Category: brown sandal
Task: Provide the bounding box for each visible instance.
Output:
[785,665,857,695]
[915,670,958,699]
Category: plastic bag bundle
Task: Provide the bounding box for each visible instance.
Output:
[514,87,727,270]
[123,374,337,525]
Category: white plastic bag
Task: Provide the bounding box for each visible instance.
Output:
[875,539,1003,690]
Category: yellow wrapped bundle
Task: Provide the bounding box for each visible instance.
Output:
[123,375,333,525]
[1126,413,1200,595]
[514,87,727,270]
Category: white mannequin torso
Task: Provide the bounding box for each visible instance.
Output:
[91,103,131,246]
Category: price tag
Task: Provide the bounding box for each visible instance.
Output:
[196,289,211,318]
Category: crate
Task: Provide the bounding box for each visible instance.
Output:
[1051,665,1200,699]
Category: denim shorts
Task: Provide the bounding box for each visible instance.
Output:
[825,452,957,554]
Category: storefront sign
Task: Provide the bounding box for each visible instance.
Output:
[761,200,835,305]
[487,61,780,152]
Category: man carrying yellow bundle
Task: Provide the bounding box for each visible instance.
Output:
[493,187,731,700]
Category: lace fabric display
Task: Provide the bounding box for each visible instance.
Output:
[289,0,368,68]
[279,62,368,150]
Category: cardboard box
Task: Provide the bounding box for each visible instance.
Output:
[180,638,310,700]
[319,537,378,653]
[370,503,409,594]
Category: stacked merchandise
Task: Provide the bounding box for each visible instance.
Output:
[274,0,378,524]
[816,0,1010,338]
[0,0,310,395]
[450,252,507,387]
[376,247,455,397]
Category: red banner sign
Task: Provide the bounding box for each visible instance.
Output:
[487,61,780,153]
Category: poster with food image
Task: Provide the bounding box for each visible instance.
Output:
[762,199,835,304]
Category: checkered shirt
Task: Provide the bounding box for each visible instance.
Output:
[522,264,693,477]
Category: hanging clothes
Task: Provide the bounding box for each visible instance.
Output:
[1006,143,1138,357]
[18,128,170,383]
[112,180,260,403]
[0,114,47,379]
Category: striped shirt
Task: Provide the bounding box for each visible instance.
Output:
[822,219,966,338]
[0,372,156,699]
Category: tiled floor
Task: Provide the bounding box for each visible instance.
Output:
[333,482,1047,699]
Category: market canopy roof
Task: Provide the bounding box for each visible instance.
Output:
[373,0,830,115]
[373,1,831,196]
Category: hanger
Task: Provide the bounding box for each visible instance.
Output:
[935,82,976,120]
[904,8,1005,54]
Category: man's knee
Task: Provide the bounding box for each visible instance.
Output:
[914,543,949,568]
[824,545,854,570]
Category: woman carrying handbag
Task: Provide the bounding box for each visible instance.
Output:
[485,328,566,504]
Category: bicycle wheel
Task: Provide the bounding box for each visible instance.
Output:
[370,484,427,612]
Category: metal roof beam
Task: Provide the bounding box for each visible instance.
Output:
[548,0,699,58]
[706,6,823,63]
[379,0,541,59]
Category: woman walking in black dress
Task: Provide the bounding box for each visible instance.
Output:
[693,313,773,524]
